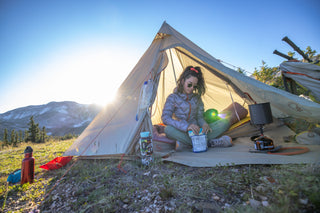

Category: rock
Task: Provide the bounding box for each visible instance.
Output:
[169,200,176,207]
[144,207,151,212]
[123,198,130,204]
[52,194,59,201]
[258,195,268,201]
[221,203,231,210]
[249,199,261,209]
[256,185,267,193]
[224,203,231,208]
[213,195,220,201]
[299,198,308,205]
[144,171,151,176]
[193,201,221,212]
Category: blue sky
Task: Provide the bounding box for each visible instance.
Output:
[1,0,319,113]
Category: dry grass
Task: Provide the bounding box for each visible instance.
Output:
[1,140,319,212]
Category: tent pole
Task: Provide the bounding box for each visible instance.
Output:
[169,49,177,84]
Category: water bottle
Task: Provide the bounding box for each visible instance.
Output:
[21,146,35,185]
[139,131,153,166]
[136,79,153,121]
[140,80,153,110]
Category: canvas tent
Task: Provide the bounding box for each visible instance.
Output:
[279,61,320,102]
[64,22,320,161]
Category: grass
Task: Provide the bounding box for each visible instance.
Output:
[0,140,319,212]
[0,140,74,212]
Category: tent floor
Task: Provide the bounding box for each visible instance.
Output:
[162,126,320,167]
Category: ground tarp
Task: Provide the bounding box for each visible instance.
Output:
[162,126,320,167]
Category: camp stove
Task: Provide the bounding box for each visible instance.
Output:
[251,135,274,150]
[249,102,276,151]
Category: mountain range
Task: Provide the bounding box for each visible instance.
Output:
[0,101,102,138]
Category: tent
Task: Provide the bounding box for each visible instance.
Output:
[279,61,320,102]
[64,22,320,162]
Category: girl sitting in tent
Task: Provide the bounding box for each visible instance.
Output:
[161,66,232,148]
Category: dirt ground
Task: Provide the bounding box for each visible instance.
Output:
[2,158,319,213]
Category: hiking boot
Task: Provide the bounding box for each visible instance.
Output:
[208,135,232,148]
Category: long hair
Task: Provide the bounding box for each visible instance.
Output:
[176,66,206,96]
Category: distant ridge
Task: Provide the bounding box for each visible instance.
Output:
[0,101,102,138]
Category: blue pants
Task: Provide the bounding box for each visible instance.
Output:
[164,119,231,146]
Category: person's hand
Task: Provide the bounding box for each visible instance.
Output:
[202,123,212,134]
[187,124,200,135]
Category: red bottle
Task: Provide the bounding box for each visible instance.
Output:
[21,146,35,185]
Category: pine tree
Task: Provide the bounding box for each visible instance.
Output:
[35,123,40,142]
[40,126,47,142]
[19,130,23,143]
[24,129,29,142]
[13,132,18,147]
[28,116,37,142]
[10,129,15,145]
[4,128,8,146]
[252,61,282,87]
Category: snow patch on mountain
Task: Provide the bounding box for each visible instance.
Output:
[56,106,68,114]
[40,107,50,115]
[73,118,92,128]
[0,101,102,137]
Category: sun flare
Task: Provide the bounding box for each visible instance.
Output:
[11,41,142,109]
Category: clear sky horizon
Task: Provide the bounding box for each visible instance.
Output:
[1,0,319,113]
